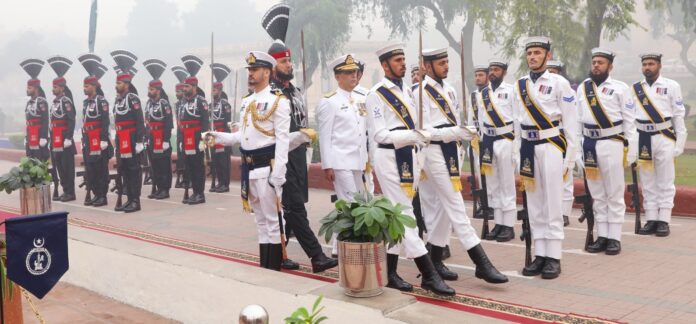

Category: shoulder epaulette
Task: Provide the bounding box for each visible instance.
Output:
[324,90,336,98]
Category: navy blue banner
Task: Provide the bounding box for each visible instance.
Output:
[5,211,69,299]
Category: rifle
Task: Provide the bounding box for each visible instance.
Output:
[49,152,60,200]
[141,137,153,186]
[113,159,125,210]
[80,143,92,204]
[517,191,532,267]
[575,170,595,251]
[478,175,493,237]
[628,162,641,234]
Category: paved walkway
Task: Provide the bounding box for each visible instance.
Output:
[1,160,696,323]
[21,282,177,324]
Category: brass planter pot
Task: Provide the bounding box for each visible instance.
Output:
[19,184,52,215]
[337,241,387,297]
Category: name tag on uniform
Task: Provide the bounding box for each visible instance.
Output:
[340,104,348,111]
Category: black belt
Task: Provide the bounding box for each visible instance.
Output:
[240,145,275,170]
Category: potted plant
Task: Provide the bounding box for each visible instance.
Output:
[284,295,327,324]
[0,157,53,215]
[319,193,416,297]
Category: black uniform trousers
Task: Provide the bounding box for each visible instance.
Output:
[53,150,75,195]
[282,146,322,258]
[86,156,110,198]
[152,150,172,191]
[26,147,50,162]
[184,152,205,194]
[213,148,231,188]
[119,155,142,200]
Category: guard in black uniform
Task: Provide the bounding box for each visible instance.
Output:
[111,50,146,213]
[21,59,50,162]
[262,3,337,272]
[210,63,233,193]
[171,66,189,189]
[144,59,174,199]
[78,54,112,207]
[179,55,209,205]
[47,56,77,202]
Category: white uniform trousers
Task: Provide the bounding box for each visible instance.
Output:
[249,178,281,244]
[331,169,365,254]
[419,145,481,250]
[586,140,626,241]
[374,148,429,259]
[639,134,676,223]
[563,170,574,218]
[527,143,565,260]
[486,139,518,227]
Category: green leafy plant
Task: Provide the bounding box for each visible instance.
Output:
[0,157,52,194]
[318,193,416,248]
[285,295,327,324]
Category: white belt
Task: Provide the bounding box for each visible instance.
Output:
[482,123,514,137]
[521,126,560,141]
[637,121,672,132]
[582,125,623,139]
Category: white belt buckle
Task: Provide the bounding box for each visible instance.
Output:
[526,130,539,140]
[485,128,496,137]
[588,129,601,139]
[645,124,655,132]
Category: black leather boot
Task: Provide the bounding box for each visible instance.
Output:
[442,245,451,260]
[187,193,205,205]
[638,220,657,235]
[91,196,108,207]
[656,221,670,237]
[484,224,502,240]
[154,190,170,200]
[60,192,76,202]
[541,258,561,279]
[386,254,413,292]
[495,226,515,242]
[259,244,267,268]
[281,258,300,270]
[311,253,338,273]
[467,244,508,283]
[522,256,546,276]
[267,244,282,271]
[563,215,570,227]
[586,237,608,253]
[123,198,141,213]
[414,255,456,296]
[430,245,458,281]
[605,239,621,255]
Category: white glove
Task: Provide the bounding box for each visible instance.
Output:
[674,135,686,158]
[563,157,574,177]
[178,141,183,152]
[198,141,206,152]
[39,138,47,147]
[230,122,241,132]
[288,131,311,151]
[626,142,638,165]
[100,141,108,150]
[457,126,478,141]
[575,157,585,170]
[512,143,520,173]
[269,174,286,191]
[135,142,144,153]
[63,139,72,148]
[163,142,170,150]
[414,129,431,148]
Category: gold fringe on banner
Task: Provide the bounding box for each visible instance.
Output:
[451,177,463,192]
[622,146,628,168]
[637,159,653,171]
[521,176,535,193]
[242,199,253,213]
[480,163,493,176]
[401,183,416,198]
[585,167,600,180]
[471,138,480,156]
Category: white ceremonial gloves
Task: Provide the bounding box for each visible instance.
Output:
[198,141,206,152]
[63,139,72,148]
[391,130,430,149]
[288,131,311,151]
[100,141,108,150]
[626,142,638,165]
[457,125,478,141]
[39,138,48,147]
[207,131,240,147]
[135,142,144,154]
[162,142,170,151]
[674,136,686,158]
[575,149,585,170]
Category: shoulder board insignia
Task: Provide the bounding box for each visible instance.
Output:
[324,90,336,98]
[242,92,252,99]
[353,89,366,96]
